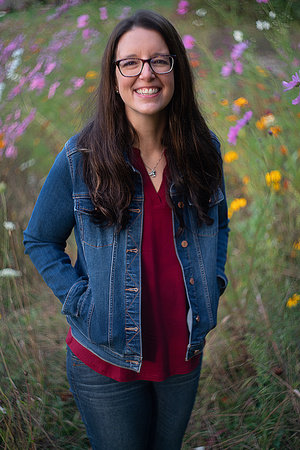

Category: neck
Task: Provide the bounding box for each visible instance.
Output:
[130,113,166,157]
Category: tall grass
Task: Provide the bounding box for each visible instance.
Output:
[0,1,299,448]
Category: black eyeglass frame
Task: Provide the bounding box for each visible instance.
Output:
[114,55,176,77]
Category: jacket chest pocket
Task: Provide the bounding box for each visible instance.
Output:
[74,196,114,248]
[193,187,224,237]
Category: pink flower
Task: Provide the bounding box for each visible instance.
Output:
[5,145,17,158]
[29,74,45,91]
[292,94,300,105]
[99,7,108,20]
[182,35,195,49]
[71,77,84,90]
[48,81,60,99]
[118,7,131,20]
[227,110,252,145]
[234,60,243,75]
[82,28,92,40]
[64,88,73,96]
[44,61,56,75]
[77,14,89,28]
[177,1,189,15]
[257,0,268,3]
[221,61,233,77]
[231,41,249,60]
[282,71,300,105]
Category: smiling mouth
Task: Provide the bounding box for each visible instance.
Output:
[135,88,161,95]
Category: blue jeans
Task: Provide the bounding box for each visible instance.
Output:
[66,347,202,450]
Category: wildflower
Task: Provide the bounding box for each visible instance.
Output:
[82,29,93,40]
[220,99,228,106]
[234,97,248,107]
[64,88,73,96]
[234,60,243,75]
[5,145,17,158]
[77,15,89,28]
[282,71,300,105]
[228,198,247,218]
[86,86,96,93]
[227,110,253,145]
[226,115,238,122]
[231,41,249,60]
[233,30,243,42]
[293,240,300,251]
[0,268,22,277]
[242,175,250,185]
[257,0,269,3]
[48,81,60,99]
[3,221,16,231]
[256,20,270,30]
[221,62,233,77]
[118,7,131,20]
[265,170,281,191]
[29,74,45,91]
[279,145,288,155]
[182,35,196,49]
[256,113,275,129]
[177,1,189,15]
[195,8,207,17]
[269,11,276,19]
[286,293,300,308]
[99,7,108,20]
[269,126,281,136]
[85,71,98,79]
[224,151,239,163]
[71,77,84,90]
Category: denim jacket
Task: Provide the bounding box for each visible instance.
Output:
[24,133,229,372]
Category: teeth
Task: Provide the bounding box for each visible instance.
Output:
[136,88,159,95]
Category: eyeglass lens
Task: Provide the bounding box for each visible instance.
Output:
[118,56,173,76]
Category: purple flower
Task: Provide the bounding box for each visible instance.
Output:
[44,61,56,75]
[282,71,300,105]
[99,7,108,20]
[231,41,249,60]
[221,61,233,77]
[77,14,89,28]
[177,1,189,15]
[227,110,253,145]
[71,77,84,90]
[182,35,195,49]
[234,60,243,75]
[48,81,60,99]
[29,74,45,91]
[118,7,131,20]
[257,0,268,3]
[82,28,92,40]
[282,71,300,91]
[5,145,17,158]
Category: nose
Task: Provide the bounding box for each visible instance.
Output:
[139,61,155,79]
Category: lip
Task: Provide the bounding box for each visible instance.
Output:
[134,87,162,97]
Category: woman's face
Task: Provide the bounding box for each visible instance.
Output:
[115,27,175,125]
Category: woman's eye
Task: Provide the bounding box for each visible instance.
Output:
[122,60,138,67]
[152,58,169,66]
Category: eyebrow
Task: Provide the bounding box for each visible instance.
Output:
[117,52,169,59]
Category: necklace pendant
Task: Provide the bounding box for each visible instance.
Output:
[148,169,156,178]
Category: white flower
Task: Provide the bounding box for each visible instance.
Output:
[0,268,22,277]
[233,30,243,42]
[196,8,207,17]
[3,221,16,231]
[269,11,276,19]
[12,48,24,58]
[256,20,270,30]
[0,406,7,414]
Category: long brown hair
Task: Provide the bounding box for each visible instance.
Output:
[78,10,222,230]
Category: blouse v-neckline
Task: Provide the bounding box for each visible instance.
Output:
[132,148,167,199]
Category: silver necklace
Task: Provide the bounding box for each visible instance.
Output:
[143,150,165,178]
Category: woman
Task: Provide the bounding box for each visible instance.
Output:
[24,10,229,450]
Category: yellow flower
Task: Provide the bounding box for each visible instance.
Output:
[269,126,281,137]
[265,170,281,185]
[228,198,247,218]
[226,115,238,122]
[286,293,300,308]
[234,97,248,107]
[256,114,275,130]
[224,151,239,163]
[256,66,268,77]
[242,175,250,185]
[86,85,96,93]
[293,240,300,251]
[85,71,98,79]
[220,99,228,106]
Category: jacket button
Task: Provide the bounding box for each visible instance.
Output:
[189,277,194,285]
[195,315,200,322]
[178,201,184,208]
[181,240,188,248]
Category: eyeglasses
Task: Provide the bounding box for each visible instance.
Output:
[115,55,175,77]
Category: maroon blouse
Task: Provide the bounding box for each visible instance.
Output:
[66,148,200,381]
